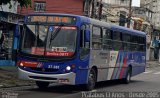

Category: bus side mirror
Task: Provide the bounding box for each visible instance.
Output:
[85,30,90,42]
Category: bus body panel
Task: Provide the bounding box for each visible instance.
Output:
[17,56,90,85]
[89,50,146,82]
[89,50,110,81]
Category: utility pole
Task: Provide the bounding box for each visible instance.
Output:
[93,0,97,18]
[127,0,132,28]
[91,0,95,18]
[98,0,103,20]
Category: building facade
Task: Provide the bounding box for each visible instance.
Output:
[102,0,130,26]
[18,0,84,15]
[141,0,160,27]
[104,0,129,6]
[140,0,160,60]
[0,0,23,66]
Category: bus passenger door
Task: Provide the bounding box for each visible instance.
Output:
[76,25,90,84]
[79,25,90,60]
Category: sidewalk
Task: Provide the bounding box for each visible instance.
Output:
[0,66,34,88]
[146,60,160,68]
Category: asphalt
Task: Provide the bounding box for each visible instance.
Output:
[1,63,160,98]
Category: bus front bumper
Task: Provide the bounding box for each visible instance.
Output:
[18,68,76,85]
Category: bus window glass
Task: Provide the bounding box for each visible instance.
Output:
[22,25,46,55]
[102,28,112,50]
[80,24,90,60]
[134,36,138,43]
[123,43,128,51]
[46,26,77,56]
[113,31,121,41]
[104,29,111,39]
[130,35,135,43]
[80,25,86,47]
[123,33,130,42]
[92,26,102,49]
[112,41,122,50]
[131,43,138,51]
[21,25,77,57]
[139,44,144,51]
[112,31,122,50]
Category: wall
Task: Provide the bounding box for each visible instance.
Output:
[17,0,84,15]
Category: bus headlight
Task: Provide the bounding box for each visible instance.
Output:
[66,66,71,71]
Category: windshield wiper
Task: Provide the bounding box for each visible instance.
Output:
[49,24,64,47]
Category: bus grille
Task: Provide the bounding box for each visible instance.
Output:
[29,67,59,73]
[29,76,57,80]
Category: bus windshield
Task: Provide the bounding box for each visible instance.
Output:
[21,24,77,57]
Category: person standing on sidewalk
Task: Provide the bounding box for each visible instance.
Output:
[152,37,159,60]
[0,31,4,53]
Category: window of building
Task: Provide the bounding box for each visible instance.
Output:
[121,0,125,3]
[34,2,46,12]
[120,0,128,4]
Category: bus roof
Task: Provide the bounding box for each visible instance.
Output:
[27,13,81,17]
[110,24,146,37]
[26,13,146,37]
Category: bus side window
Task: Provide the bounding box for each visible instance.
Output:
[80,25,90,60]
[122,33,131,51]
[130,35,138,51]
[80,25,85,48]
[92,26,102,49]
[112,31,122,50]
[80,25,90,48]
[102,28,112,50]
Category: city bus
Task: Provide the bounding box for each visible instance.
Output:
[16,13,146,91]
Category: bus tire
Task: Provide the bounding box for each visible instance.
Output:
[36,81,49,89]
[85,68,96,91]
[122,67,132,84]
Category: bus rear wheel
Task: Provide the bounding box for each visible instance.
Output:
[122,67,132,84]
[85,68,96,91]
[36,81,49,89]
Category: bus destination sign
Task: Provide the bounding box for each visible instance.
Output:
[27,16,76,24]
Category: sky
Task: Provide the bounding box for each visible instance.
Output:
[132,0,140,7]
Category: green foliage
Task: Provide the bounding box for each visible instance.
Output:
[17,0,32,8]
[0,0,32,8]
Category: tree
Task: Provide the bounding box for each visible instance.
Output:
[0,0,32,8]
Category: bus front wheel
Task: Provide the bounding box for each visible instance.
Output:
[85,68,96,91]
[36,81,49,89]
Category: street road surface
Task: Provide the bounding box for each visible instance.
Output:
[1,66,160,98]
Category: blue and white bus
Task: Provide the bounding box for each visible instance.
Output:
[16,13,146,90]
